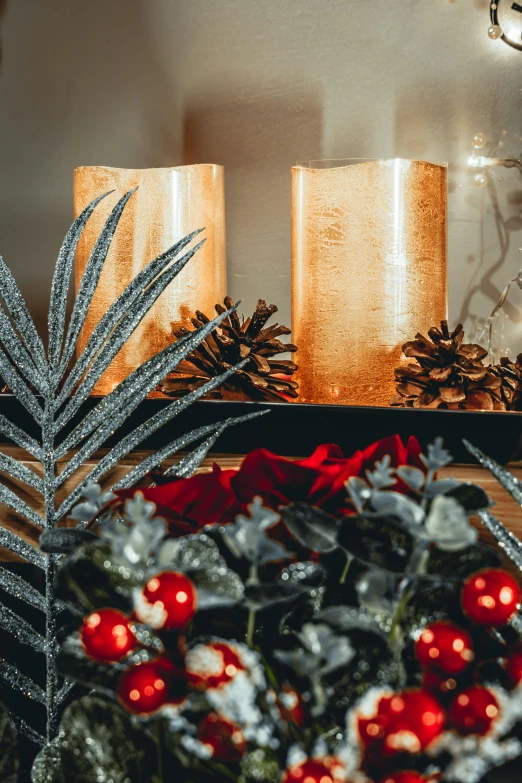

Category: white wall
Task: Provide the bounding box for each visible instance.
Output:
[0,0,521,351]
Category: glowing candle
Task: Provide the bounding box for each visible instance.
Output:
[74,164,226,394]
[291,158,447,406]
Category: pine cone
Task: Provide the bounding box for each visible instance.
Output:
[159,297,299,402]
[490,354,522,411]
[390,321,505,410]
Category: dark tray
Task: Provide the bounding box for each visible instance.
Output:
[1,395,522,464]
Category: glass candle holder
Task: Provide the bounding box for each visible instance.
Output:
[74,164,226,395]
[291,158,447,406]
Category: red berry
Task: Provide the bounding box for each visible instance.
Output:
[186,641,244,690]
[506,650,522,685]
[461,568,520,627]
[381,773,427,783]
[422,669,459,697]
[117,659,173,714]
[358,689,445,754]
[80,608,136,662]
[197,713,246,762]
[415,621,474,675]
[134,571,197,630]
[449,685,499,736]
[282,758,345,783]
[275,685,307,728]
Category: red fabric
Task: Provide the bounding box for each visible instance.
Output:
[115,435,424,534]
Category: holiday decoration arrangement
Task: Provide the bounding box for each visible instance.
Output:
[0,431,519,781]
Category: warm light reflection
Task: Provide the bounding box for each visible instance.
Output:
[74,165,226,395]
[291,159,447,406]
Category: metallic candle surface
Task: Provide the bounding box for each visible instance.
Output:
[74,165,226,395]
[291,159,447,406]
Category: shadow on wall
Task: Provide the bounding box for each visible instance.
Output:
[181,80,324,327]
[0,0,183,341]
[459,176,522,327]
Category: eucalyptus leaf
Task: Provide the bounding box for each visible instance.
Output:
[277,561,326,588]
[190,564,245,609]
[157,534,223,571]
[39,528,98,555]
[401,578,463,635]
[337,513,414,573]
[396,465,425,493]
[426,542,502,579]
[316,605,387,639]
[56,540,142,614]
[444,482,491,512]
[245,582,305,611]
[280,502,339,553]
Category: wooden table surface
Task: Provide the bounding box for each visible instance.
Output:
[1,448,522,576]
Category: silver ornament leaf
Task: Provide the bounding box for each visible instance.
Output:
[55,286,228,435]
[0,342,43,423]
[57,189,137,377]
[54,365,252,520]
[0,566,46,612]
[163,430,223,478]
[57,228,203,403]
[0,450,44,493]
[111,411,265,491]
[48,191,112,368]
[0,415,42,460]
[0,255,47,373]
[55,302,238,456]
[0,483,44,528]
[0,659,45,703]
[0,307,44,392]
[0,188,257,748]
[11,714,44,747]
[0,529,44,567]
[464,439,522,508]
[478,509,522,572]
[0,602,45,651]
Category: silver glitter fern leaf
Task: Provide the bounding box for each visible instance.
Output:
[0,188,260,746]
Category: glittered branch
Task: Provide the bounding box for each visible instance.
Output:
[477,509,522,572]
[163,431,225,478]
[0,449,44,493]
[0,187,258,746]
[0,528,44,566]
[464,439,522,507]
[55,363,251,519]
[57,189,137,377]
[48,191,112,369]
[0,659,45,703]
[0,415,42,459]
[55,300,235,447]
[0,342,43,422]
[0,256,47,374]
[57,228,204,403]
[0,602,45,652]
[0,482,43,527]
[55,360,250,501]
[0,306,44,392]
[0,566,46,611]
[112,411,266,491]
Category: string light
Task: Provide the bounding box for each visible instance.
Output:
[489,0,522,51]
